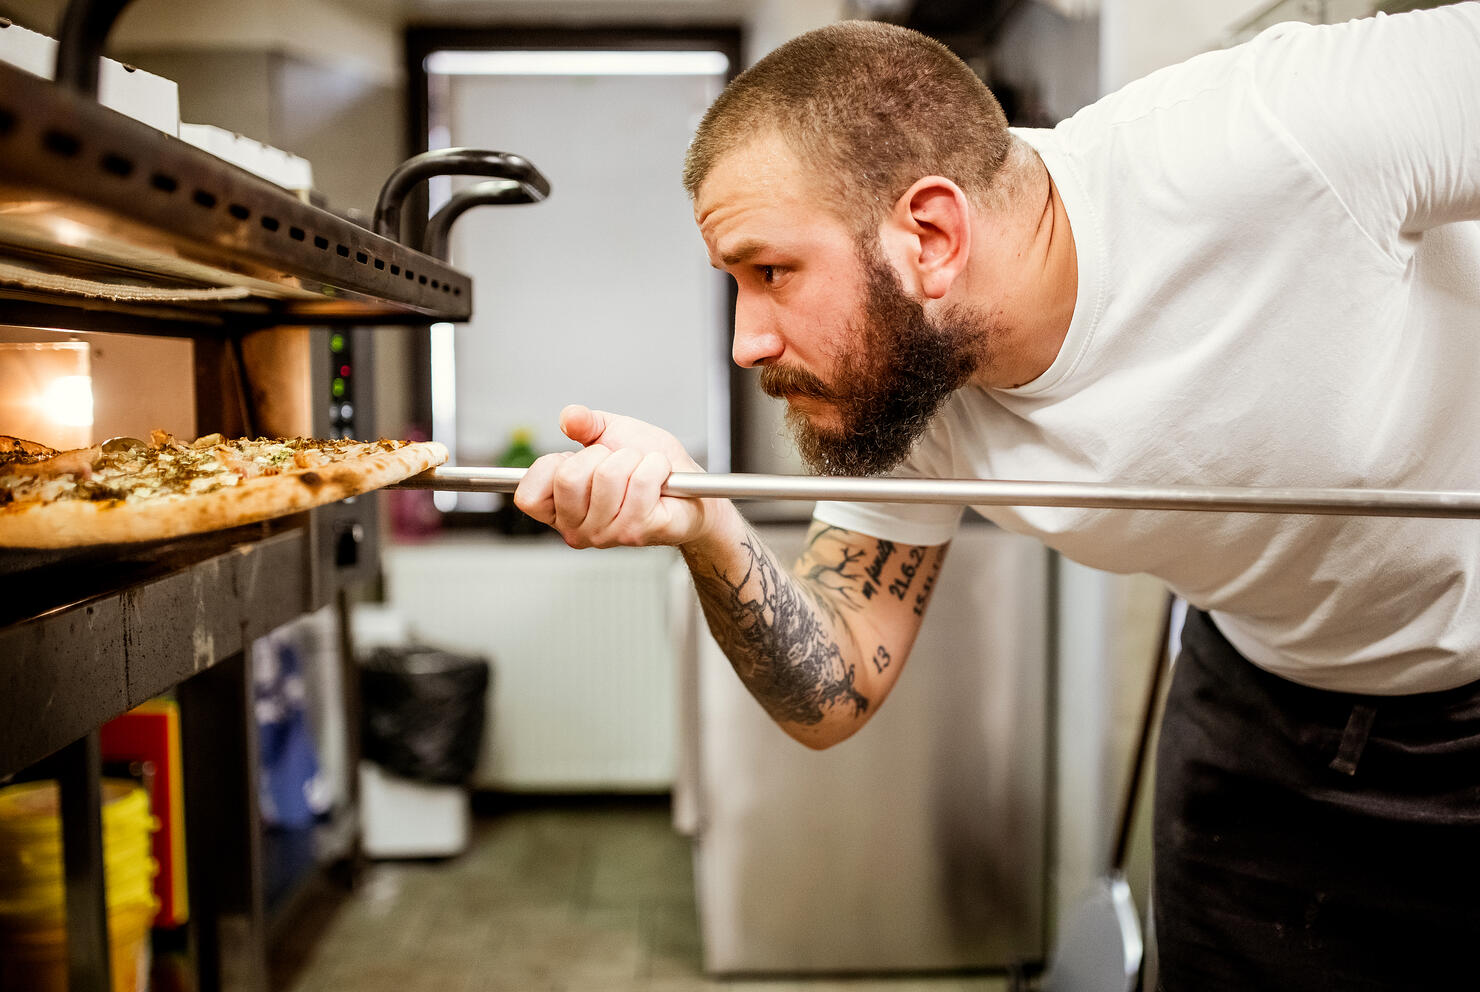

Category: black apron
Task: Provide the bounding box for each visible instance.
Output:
[1153,608,1480,991]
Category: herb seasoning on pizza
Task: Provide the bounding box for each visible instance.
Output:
[0,431,447,548]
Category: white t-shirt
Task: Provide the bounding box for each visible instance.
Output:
[813,3,1480,695]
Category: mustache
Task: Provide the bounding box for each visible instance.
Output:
[759,363,834,401]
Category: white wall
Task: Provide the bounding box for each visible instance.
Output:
[1099,0,1271,92]
[0,0,402,83]
[124,0,401,85]
[743,0,849,66]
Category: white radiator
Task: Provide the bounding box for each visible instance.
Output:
[377,537,680,791]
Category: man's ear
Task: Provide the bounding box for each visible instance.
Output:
[879,176,971,300]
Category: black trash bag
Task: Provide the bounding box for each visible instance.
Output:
[359,647,490,786]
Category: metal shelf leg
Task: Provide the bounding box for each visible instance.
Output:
[58,730,112,992]
[178,651,268,992]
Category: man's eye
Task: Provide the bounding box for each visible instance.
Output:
[759,265,778,284]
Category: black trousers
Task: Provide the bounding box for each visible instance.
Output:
[1153,608,1480,992]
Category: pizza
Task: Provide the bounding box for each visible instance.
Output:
[0,430,447,548]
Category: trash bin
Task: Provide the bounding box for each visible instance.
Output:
[358,647,491,858]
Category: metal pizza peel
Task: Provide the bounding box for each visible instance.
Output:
[391,466,1480,518]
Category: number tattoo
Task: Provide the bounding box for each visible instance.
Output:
[888,546,928,600]
[913,552,945,616]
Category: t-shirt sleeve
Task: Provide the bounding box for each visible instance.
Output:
[1251,3,1480,257]
[811,497,962,548]
[809,432,963,547]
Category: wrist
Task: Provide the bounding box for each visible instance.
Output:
[682,497,746,554]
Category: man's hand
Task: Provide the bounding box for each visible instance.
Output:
[516,407,947,750]
[513,405,721,549]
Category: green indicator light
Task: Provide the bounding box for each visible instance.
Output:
[332,378,346,397]
[330,333,345,353]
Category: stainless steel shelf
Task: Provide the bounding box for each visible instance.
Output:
[0,60,472,329]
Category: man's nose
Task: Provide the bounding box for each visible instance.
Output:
[732,295,783,368]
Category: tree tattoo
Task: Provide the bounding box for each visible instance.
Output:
[686,524,870,726]
[798,526,871,613]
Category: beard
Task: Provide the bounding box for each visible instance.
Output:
[760,248,991,477]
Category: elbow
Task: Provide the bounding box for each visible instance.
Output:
[782,718,863,751]
[791,730,838,751]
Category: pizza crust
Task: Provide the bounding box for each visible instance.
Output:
[0,440,447,549]
[0,435,60,466]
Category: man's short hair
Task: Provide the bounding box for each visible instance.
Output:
[683,20,1012,237]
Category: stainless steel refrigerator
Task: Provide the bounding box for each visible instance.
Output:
[673,519,1051,974]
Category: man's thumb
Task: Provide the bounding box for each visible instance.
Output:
[559,404,607,446]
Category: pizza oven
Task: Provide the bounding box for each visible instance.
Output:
[0,5,493,989]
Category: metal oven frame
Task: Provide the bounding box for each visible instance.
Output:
[0,25,472,991]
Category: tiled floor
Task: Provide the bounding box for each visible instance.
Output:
[276,798,1011,992]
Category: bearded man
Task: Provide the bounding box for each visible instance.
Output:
[514,5,1480,988]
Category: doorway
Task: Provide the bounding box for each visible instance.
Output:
[407,26,741,513]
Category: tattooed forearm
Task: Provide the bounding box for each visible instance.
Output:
[685,525,869,727]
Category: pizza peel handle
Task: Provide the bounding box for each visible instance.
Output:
[391,466,1480,519]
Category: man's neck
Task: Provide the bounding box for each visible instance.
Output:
[966,139,1079,391]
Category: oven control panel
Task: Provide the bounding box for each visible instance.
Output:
[328,329,357,439]
[311,326,379,596]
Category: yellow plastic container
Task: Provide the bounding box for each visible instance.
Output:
[0,900,154,992]
[0,780,158,991]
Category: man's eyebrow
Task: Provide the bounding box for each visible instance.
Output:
[718,240,768,267]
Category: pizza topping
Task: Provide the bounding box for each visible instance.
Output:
[5,445,101,481]
[212,445,250,478]
[293,448,327,470]
[0,432,419,509]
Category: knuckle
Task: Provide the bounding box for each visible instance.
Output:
[552,464,589,494]
[592,457,628,486]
